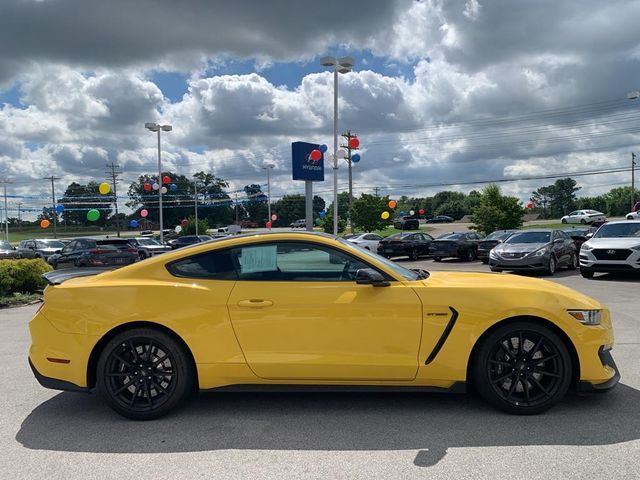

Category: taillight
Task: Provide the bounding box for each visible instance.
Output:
[125,248,138,253]
[90,249,111,254]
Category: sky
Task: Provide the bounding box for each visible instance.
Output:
[0,0,639,218]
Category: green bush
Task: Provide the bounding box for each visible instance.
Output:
[0,259,52,297]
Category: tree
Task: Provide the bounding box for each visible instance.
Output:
[273,194,306,226]
[181,216,209,235]
[348,194,392,232]
[603,187,639,216]
[321,209,347,234]
[435,200,469,220]
[242,184,268,224]
[59,181,112,227]
[549,178,580,217]
[470,184,524,234]
[530,185,554,218]
[432,191,466,212]
[326,192,350,221]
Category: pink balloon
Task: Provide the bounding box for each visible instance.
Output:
[271,214,278,221]
[140,209,148,218]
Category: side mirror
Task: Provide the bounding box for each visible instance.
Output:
[586,232,594,238]
[355,268,390,287]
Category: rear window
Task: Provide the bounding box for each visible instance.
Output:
[505,231,551,244]
[485,231,514,241]
[167,250,237,279]
[437,233,464,240]
[97,240,131,249]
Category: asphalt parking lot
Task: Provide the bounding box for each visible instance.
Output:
[1,261,639,480]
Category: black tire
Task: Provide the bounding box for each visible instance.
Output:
[545,256,557,276]
[96,328,193,420]
[490,267,502,272]
[138,251,147,260]
[580,269,594,279]
[580,219,586,225]
[465,249,476,262]
[433,257,442,262]
[567,252,578,270]
[561,218,567,224]
[409,248,419,261]
[472,321,572,415]
[627,216,634,220]
[481,259,489,264]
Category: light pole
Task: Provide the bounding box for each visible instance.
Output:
[193,177,199,236]
[263,161,275,229]
[145,122,172,244]
[320,55,354,235]
[628,91,639,209]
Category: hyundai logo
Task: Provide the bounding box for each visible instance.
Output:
[606,250,616,255]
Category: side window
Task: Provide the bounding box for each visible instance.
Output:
[167,250,237,280]
[424,233,434,241]
[231,242,372,282]
[371,234,383,240]
[63,241,76,252]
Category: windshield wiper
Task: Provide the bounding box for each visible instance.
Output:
[411,268,430,279]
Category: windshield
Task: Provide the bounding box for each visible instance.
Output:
[338,238,419,281]
[593,223,640,238]
[563,229,588,236]
[485,231,514,241]
[136,238,160,246]
[0,241,12,249]
[343,234,359,239]
[385,233,412,240]
[505,231,551,244]
[36,240,64,248]
[437,233,464,240]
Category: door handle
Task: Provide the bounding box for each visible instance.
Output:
[237,299,274,308]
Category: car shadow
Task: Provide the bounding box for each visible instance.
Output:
[16,385,640,467]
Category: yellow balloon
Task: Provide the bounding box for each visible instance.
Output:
[381,211,390,220]
[99,182,111,195]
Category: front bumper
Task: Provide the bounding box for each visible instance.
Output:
[579,249,640,272]
[577,347,620,393]
[489,253,549,270]
[377,246,409,257]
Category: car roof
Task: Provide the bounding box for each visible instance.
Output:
[599,220,640,225]
[513,229,554,233]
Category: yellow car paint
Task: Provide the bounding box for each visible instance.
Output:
[29,232,616,394]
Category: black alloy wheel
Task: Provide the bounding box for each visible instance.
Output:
[465,249,476,262]
[472,322,571,414]
[568,252,578,270]
[138,250,147,260]
[561,219,567,224]
[546,256,556,276]
[580,268,595,279]
[580,219,587,224]
[97,328,192,420]
[409,248,419,261]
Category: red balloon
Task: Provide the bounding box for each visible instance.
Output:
[309,149,321,161]
[266,221,272,229]
[181,219,188,226]
[162,175,171,185]
[527,202,534,209]
[419,209,425,215]
[349,137,360,149]
[143,182,151,191]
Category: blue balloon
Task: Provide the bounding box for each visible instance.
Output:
[319,211,326,219]
[149,178,155,184]
[55,204,65,213]
[129,220,138,228]
[170,183,177,191]
[319,144,328,153]
[351,153,361,163]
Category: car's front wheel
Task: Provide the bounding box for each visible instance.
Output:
[561,218,567,224]
[580,219,586,225]
[545,256,557,276]
[465,249,476,262]
[580,268,594,279]
[472,321,572,414]
[567,252,578,270]
[96,328,193,420]
[433,256,442,262]
[409,248,419,260]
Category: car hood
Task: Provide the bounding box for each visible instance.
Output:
[583,238,640,249]
[495,242,547,253]
[39,247,61,253]
[424,271,601,309]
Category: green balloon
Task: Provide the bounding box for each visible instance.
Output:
[87,209,100,221]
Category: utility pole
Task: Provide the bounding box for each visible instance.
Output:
[16,202,22,231]
[44,176,61,238]
[235,192,239,225]
[194,179,199,236]
[374,186,380,197]
[105,162,122,237]
[1,179,12,241]
[341,130,358,233]
[633,152,637,210]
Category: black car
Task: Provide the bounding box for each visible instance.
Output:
[170,235,213,249]
[393,217,420,230]
[48,238,138,269]
[0,240,20,259]
[377,232,434,260]
[426,215,454,223]
[477,230,518,263]
[562,227,591,249]
[429,232,484,261]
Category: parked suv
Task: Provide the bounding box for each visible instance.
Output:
[393,217,420,230]
[17,239,65,260]
[127,237,172,259]
[48,238,138,269]
[579,220,640,278]
[290,219,306,228]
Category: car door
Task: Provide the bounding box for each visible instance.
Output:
[55,241,78,268]
[415,233,431,255]
[226,240,423,381]
[556,230,574,265]
[566,211,579,223]
[551,231,567,265]
[20,241,35,258]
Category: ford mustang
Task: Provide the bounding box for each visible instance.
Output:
[28,232,618,420]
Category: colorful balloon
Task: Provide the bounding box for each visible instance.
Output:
[266,221,272,229]
[181,219,189,227]
[309,149,321,161]
[129,220,138,228]
[170,183,178,191]
[410,210,415,216]
[140,209,148,218]
[351,153,361,163]
[388,200,396,209]
[86,209,100,221]
[271,214,278,221]
[40,219,50,229]
[152,183,160,190]
[319,211,326,219]
[349,137,360,149]
[99,182,111,195]
[143,183,152,191]
[55,204,65,213]
[527,202,534,209]
[175,225,182,233]
[160,186,168,194]
[419,209,425,215]
[336,147,347,159]
[162,175,171,185]
[381,211,390,220]
[319,144,328,153]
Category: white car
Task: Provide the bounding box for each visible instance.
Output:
[561,209,606,225]
[626,211,640,220]
[344,232,383,251]
[579,220,640,278]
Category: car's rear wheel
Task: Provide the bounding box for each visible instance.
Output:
[138,251,147,260]
[568,252,578,270]
[481,259,489,264]
[580,219,586,225]
[96,328,193,420]
[433,256,442,262]
[561,218,567,224]
[580,268,594,279]
[472,322,572,414]
[409,248,419,260]
[465,249,476,262]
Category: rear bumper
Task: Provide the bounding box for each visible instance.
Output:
[577,347,620,393]
[29,357,89,393]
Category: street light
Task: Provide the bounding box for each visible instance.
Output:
[263,161,275,229]
[628,92,639,209]
[145,122,172,244]
[320,55,354,235]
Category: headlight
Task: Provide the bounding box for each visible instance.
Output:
[489,250,500,259]
[631,244,640,251]
[581,243,593,251]
[567,309,601,325]
[532,247,548,257]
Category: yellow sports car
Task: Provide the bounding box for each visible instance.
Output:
[29,232,618,420]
